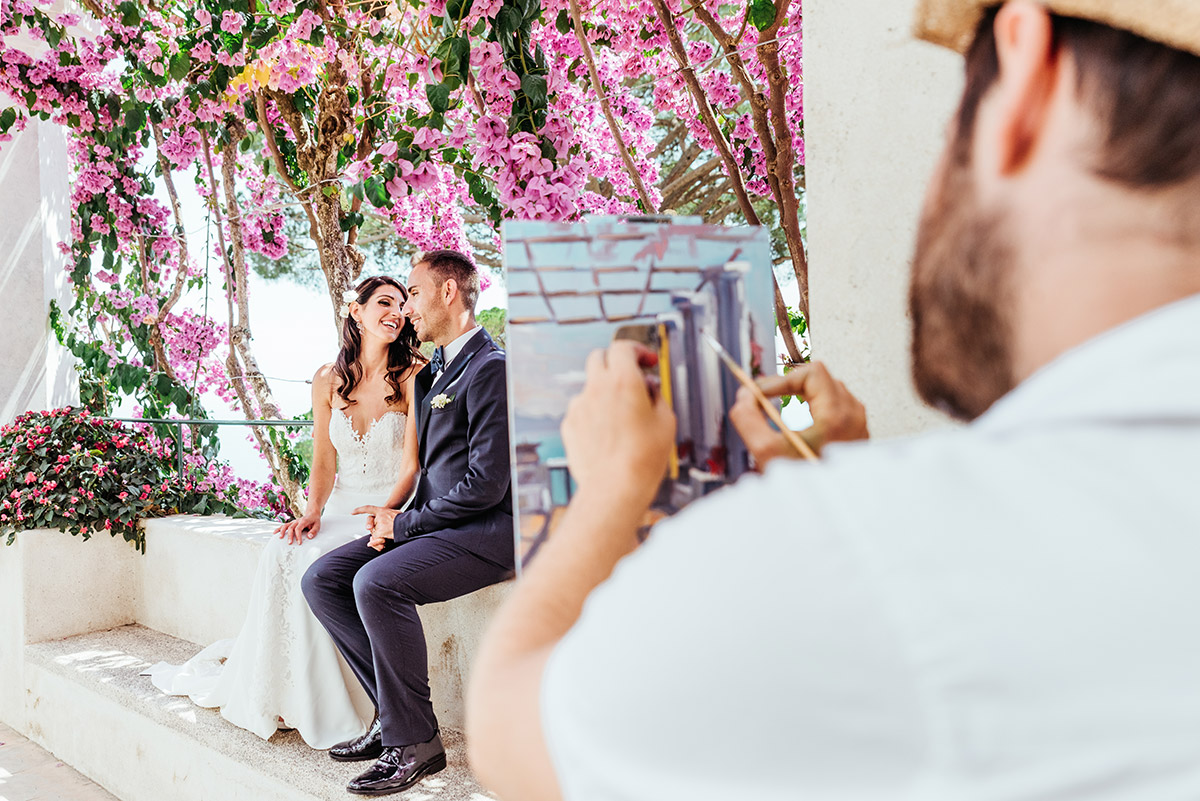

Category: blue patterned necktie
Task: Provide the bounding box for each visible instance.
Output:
[430,346,445,377]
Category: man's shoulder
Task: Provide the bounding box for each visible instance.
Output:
[467,341,506,376]
[759,425,1020,518]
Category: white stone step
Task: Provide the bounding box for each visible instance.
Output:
[23,624,496,801]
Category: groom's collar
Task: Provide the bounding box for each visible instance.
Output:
[427,327,494,397]
[439,325,482,375]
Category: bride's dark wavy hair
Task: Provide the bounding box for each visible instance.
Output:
[334,275,422,407]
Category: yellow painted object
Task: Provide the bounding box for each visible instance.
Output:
[657,323,679,480]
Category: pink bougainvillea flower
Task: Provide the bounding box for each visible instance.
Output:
[291,9,321,40]
[412,126,445,150]
[220,11,244,34]
[191,41,214,63]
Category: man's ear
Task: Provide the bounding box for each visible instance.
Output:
[442,277,459,306]
[983,1,1060,176]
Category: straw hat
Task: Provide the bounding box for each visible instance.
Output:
[914,0,1200,59]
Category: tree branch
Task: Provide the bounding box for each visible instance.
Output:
[686,0,806,357]
[647,0,759,224]
[255,92,323,246]
[649,117,687,161]
[660,155,722,207]
[568,0,657,212]
[148,120,192,324]
[659,140,704,196]
[201,129,305,514]
[646,0,803,362]
[753,0,809,321]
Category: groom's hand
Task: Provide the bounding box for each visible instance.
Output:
[353,505,400,552]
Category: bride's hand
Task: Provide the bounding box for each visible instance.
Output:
[274,512,321,545]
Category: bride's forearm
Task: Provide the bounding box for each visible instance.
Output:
[382,465,417,510]
[302,458,337,517]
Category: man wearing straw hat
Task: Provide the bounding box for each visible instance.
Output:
[467,2,1200,800]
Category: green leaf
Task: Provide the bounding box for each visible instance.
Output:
[124,105,145,132]
[426,82,451,113]
[0,107,17,134]
[520,73,547,110]
[169,52,192,82]
[748,0,776,31]
[446,0,474,23]
[555,8,572,34]
[364,176,391,208]
[447,36,470,80]
[495,6,520,39]
[120,1,141,27]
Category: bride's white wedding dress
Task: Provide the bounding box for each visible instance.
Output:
[145,409,407,748]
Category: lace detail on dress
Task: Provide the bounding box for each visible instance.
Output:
[329,409,406,499]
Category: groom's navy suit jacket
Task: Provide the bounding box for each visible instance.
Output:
[393,328,514,569]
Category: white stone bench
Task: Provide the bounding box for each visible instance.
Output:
[0,517,511,801]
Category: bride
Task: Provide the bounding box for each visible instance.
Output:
[146,275,424,749]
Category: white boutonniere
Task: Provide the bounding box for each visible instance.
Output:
[430,393,453,409]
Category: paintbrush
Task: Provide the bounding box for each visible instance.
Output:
[701,332,819,462]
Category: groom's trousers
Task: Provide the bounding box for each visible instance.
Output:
[302,533,511,746]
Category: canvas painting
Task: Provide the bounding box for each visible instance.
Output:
[504,217,775,568]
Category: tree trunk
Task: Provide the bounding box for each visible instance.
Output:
[202,131,306,514]
[647,0,805,364]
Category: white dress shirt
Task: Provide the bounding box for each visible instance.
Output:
[541,293,1200,801]
[435,325,482,382]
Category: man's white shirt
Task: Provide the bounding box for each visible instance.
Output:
[435,325,482,383]
[541,293,1200,801]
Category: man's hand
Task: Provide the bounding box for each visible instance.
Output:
[729,361,869,469]
[353,505,401,552]
[561,341,676,510]
[274,512,320,545]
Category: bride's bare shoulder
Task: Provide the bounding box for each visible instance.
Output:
[312,363,340,404]
[403,361,425,383]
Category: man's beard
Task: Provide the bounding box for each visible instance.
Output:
[908,152,1017,421]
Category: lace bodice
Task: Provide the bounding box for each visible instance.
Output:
[328,409,407,499]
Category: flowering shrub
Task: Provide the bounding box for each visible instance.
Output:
[0,0,808,503]
[0,408,288,550]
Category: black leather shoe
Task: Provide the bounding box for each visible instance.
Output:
[346,732,446,796]
[330,714,383,762]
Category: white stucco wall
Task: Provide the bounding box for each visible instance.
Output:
[0,120,77,425]
[805,1,964,438]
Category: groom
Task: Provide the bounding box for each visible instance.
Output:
[302,249,514,796]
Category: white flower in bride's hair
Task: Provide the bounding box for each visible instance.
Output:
[340,288,359,316]
[430,393,453,409]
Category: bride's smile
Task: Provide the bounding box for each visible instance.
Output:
[353,287,407,342]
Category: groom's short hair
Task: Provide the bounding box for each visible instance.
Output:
[421,249,480,311]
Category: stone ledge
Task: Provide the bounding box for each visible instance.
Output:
[1,518,513,800]
[136,515,513,728]
[24,625,495,801]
